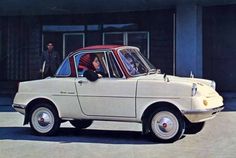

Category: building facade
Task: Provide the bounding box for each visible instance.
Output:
[0,1,236,93]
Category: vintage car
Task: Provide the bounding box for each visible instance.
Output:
[13,45,224,142]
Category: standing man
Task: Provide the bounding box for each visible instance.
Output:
[40,42,60,78]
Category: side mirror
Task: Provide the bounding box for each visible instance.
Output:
[156,69,161,74]
[190,71,194,78]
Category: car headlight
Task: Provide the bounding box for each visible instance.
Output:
[191,83,197,96]
[211,81,216,90]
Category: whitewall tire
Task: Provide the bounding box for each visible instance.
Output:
[149,107,185,143]
[29,103,61,136]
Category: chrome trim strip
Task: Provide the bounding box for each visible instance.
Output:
[12,104,26,109]
[182,105,224,114]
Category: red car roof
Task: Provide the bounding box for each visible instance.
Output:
[68,45,127,57]
[79,45,122,50]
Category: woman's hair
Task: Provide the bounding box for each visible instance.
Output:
[79,53,97,71]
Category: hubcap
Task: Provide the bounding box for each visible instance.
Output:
[37,112,51,127]
[31,107,54,133]
[151,111,179,140]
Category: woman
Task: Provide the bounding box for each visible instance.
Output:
[79,53,106,81]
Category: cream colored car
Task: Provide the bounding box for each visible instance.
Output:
[13,45,224,142]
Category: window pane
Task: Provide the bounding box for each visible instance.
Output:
[103,23,138,31]
[64,34,84,58]
[128,32,148,58]
[87,25,100,31]
[103,33,124,45]
[86,32,102,46]
[74,53,86,77]
[56,58,71,76]
[43,25,85,32]
[107,52,123,78]
[75,52,108,77]
[119,48,149,76]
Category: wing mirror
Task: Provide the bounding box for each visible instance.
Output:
[156,69,161,74]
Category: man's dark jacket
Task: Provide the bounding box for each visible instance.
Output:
[40,50,60,75]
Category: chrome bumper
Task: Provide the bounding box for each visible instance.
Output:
[182,105,224,123]
[12,104,26,115]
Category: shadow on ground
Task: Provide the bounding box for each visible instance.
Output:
[0,127,158,145]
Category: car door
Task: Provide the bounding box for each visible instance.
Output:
[74,51,137,117]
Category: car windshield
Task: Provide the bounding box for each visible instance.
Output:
[118,48,156,76]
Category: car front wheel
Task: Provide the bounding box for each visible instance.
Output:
[149,107,185,143]
[29,103,61,136]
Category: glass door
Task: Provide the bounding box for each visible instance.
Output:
[127,32,149,58]
[42,32,63,61]
[103,31,149,58]
[103,32,125,45]
[63,33,85,58]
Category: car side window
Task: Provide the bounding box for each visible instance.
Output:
[55,57,71,76]
[107,51,123,78]
[74,52,108,78]
[74,53,86,77]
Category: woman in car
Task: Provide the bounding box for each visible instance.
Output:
[79,53,107,81]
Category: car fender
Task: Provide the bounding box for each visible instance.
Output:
[136,97,191,121]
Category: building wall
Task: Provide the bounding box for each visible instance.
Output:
[203,5,236,92]
[0,9,174,83]
[41,10,174,74]
[1,5,236,93]
[0,16,41,81]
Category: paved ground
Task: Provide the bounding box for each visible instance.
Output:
[0,97,236,158]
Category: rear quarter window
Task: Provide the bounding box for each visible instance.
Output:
[55,58,71,76]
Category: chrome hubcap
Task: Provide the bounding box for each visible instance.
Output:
[151,111,179,140]
[32,107,54,133]
[37,112,51,127]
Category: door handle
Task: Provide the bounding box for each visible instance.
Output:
[78,80,88,85]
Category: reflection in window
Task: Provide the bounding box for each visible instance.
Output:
[107,52,123,78]
[119,48,149,76]
[87,25,100,31]
[56,58,71,76]
[103,33,124,45]
[43,25,85,32]
[103,23,138,31]
[103,31,149,58]
[128,32,149,58]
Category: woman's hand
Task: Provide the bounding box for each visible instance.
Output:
[97,74,103,78]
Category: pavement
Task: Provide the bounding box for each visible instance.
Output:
[1,93,236,158]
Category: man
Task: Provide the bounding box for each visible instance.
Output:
[40,42,60,78]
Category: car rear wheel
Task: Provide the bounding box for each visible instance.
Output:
[29,103,61,136]
[70,120,93,129]
[149,107,185,143]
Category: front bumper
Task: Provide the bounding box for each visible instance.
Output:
[12,104,26,115]
[182,105,224,123]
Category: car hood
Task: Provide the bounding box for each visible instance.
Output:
[134,74,219,98]
[135,74,212,85]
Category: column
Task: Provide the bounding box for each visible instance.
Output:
[176,4,202,77]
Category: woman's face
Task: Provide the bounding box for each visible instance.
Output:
[92,57,100,70]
